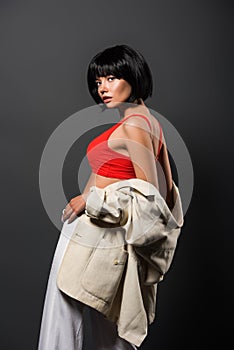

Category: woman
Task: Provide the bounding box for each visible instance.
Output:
[63,44,173,224]
[38,44,178,349]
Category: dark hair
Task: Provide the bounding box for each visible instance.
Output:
[87,44,153,103]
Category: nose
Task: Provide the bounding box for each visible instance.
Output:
[98,78,109,94]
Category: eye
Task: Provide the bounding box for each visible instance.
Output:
[107,76,116,82]
[95,80,101,86]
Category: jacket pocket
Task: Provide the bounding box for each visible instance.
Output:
[135,244,176,284]
[81,242,128,304]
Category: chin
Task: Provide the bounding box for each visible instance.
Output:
[104,101,125,109]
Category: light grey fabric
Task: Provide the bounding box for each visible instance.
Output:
[38,218,137,350]
[57,179,183,346]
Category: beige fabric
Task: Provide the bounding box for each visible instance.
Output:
[57,178,183,347]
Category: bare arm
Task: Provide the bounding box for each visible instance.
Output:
[158,140,174,209]
[123,115,174,209]
[122,116,159,189]
[82,172,97,200]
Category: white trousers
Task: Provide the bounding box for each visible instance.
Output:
[38,217,137,350]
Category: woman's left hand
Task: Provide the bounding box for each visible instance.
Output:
[62,194,86,224]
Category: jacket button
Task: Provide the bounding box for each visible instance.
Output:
[113,259,119,265]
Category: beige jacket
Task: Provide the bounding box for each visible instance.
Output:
[57,178,184,346]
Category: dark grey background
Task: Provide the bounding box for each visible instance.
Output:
[1,0,233,349]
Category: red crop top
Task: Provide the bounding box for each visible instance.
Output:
[86,114,163,179]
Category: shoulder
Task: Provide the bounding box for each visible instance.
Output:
[121,114,154,147]
[121,104,163,142]
[122,114,152,134]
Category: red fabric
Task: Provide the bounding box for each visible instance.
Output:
[86,114,162,179]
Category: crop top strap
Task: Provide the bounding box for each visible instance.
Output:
[121,114,152,130]
[122,114,163,158]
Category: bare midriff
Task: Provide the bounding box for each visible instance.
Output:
[92,173,126,189]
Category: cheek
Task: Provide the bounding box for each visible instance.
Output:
[120,83,132,97]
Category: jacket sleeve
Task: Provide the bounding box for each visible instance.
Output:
[85,181,184,285]
[129,182,184,285]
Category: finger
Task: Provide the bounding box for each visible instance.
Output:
[67,212,78,224]
[62,205,73,221]
[61,208,66,223]
[61,214,65,223]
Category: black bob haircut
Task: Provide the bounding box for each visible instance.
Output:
[87,44,153,103]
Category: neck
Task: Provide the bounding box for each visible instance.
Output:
[118,99,146,118]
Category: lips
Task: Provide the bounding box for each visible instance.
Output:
[102,97,112,103]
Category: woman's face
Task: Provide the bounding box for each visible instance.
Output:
[95,75,132,107]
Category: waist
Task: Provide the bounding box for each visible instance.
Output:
[91,173,135,189]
